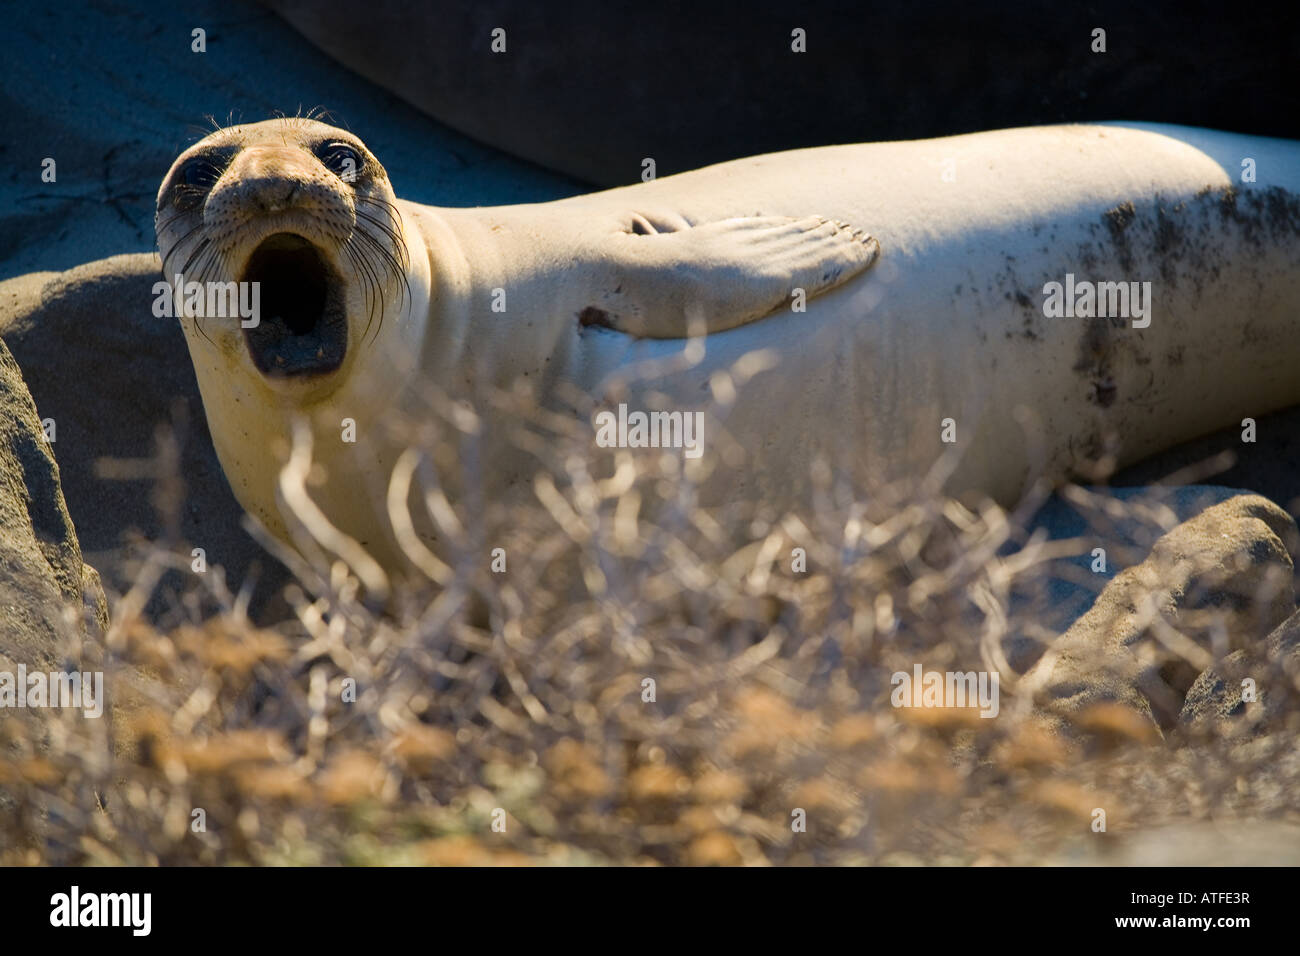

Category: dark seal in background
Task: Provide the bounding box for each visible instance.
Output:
[264,0,1300,184]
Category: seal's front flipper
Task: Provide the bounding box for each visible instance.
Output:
[588,215,880,338]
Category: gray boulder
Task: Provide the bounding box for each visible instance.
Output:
[1026,495,1298,736]
[1180,606,1300,730]
[0,337,106,668]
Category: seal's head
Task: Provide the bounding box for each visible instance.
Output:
[155,118,409,396]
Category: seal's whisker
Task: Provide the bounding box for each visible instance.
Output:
[156,205,201,232]
[161,224,207,275]
[195,242,225,288]
[344,231,385,341]
[359,240,393,341]
[354,218,405,269]
[349,221,409,341]
[355,204,405,254]
[355,212,410,283]
[353,208,411,309]
[188,240,224,347]
[352,213,403,280]
[358,194,403,228]
[179,237,211,279]
[360,199,410,259]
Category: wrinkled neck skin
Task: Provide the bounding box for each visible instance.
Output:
[403,201,604,398]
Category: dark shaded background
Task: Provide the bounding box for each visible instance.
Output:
[266,0,1300,183]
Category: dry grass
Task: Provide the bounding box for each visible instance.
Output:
[3,379,1299,866]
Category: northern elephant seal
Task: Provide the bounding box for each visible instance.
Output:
[155,118,1300,589]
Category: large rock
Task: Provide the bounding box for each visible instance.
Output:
[1026,495,1298,735]
[1007,485,1252,672]
[1180,606,1300,729]
[0,337,106,668]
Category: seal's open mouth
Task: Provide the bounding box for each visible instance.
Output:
[240,233,347,378]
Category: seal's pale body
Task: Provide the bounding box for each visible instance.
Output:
[156,120,1300,582]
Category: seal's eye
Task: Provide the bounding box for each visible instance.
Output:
[316,142,363,183]
[180,157,221,189]
[166,155,225,211]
